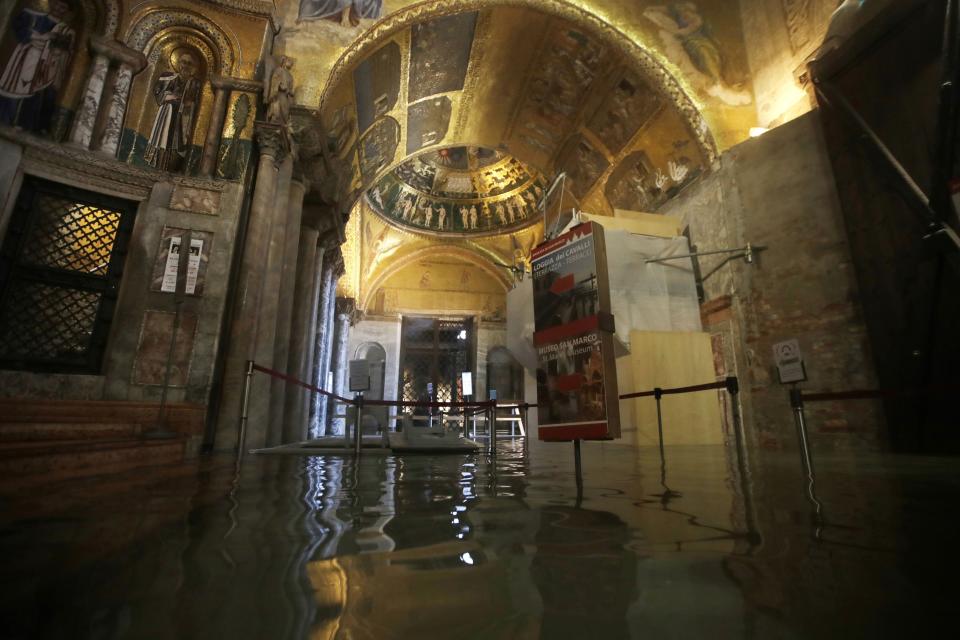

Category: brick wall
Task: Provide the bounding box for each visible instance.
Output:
[658,111,884,452]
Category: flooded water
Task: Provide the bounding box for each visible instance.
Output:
[1,439,957,639]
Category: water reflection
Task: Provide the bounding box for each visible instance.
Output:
[0,439,958,638]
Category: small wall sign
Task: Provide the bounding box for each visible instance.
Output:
[773,338,807,384]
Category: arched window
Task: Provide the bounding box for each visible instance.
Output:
[355,342,387,401]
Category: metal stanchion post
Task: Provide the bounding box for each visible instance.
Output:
[790,387,823,531]
[354,393,363,456]
[489,399,498,455]
[574,438,583,506]
[654,387,665,466]
[726,376,761,545]
[236,360,254,457]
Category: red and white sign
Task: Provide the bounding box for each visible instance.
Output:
[532,222,620,441]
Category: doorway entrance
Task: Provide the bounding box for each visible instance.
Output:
[399,317,474,404]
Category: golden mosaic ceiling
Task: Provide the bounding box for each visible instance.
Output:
[365,146,548,236]
[318,4,742,217]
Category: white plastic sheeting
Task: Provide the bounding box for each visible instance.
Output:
[506,277,538,371]
[505,229,701,371]
[603,230,702,345]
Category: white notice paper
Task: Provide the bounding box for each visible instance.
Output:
[161,236,182,293]
[186,238,203,295]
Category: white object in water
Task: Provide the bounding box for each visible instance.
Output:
[388,414,481,453]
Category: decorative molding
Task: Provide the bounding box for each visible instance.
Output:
[1,127,227,200]
[254,121,288,160]
[126,10,236,74]
[211,75,264,93]
[90,36,147,72]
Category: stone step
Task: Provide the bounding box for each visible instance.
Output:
[0,437,187,486]
[0,422,143,442]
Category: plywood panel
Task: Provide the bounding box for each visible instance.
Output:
[629,330,723,446]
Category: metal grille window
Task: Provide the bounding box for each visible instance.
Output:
[0,177,136,373]
[399,317,474,404]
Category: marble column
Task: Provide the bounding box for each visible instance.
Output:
[214,122,287,451]
[282,212,325,443]
[329,297,355,437]
[248,152,294,447]
[199,76,232,177]
[310,251,340,437]
[69,51,110,149]
[96,45,146,157]
[267,174,310,446]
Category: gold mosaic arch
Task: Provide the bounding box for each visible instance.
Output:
[317,0,719,218]
[318,0,717,158]
[359,244,512,312]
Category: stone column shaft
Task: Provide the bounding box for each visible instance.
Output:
[247,154,294,447]
[200,86,230,177]
[329,297,355,436]
[97,63,133,156]
[268,176,309,445]
[310,259,337,437]
[283,234,323,442]
[214,123,286,451]
[70,52,110,149]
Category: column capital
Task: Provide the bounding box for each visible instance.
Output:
[254,121,287,160]
[89,36,147,73]
[303,204,336,232]
[334,297,356,317]
[317,228,342,250]
[210,74,264,93]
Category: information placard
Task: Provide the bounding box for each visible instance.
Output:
[532,222,620,441]
[349,359,371,392]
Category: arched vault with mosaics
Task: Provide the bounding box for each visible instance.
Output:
[3,0,960,633]
[0,0,951,472]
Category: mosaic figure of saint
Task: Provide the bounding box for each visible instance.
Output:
[399,196,413,220]
[0,0,75,133]
[496,203,507,226]
[459,205,469,229]
[299,0,383,28]
[436,204,446,229]
[144,51,201,171]
[424,205,433,228]
[469,204,478,229]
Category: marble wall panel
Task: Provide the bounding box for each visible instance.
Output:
[132,309,198,387]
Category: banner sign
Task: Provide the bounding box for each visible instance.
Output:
[532,221,620,441]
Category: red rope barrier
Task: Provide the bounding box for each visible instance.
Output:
[365,398,495,409]
[251,363,356,405]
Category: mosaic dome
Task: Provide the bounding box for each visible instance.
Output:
[365,146,547,236]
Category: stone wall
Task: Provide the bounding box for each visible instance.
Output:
[659,110,884,452]
[0,134,246,452]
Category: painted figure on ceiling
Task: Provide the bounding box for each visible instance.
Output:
[144,50,201,172]
[0,0,75,133]
[643,2,752,106]
[299,0,383,28]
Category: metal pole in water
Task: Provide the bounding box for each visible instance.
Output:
[574,438,583,505]
[236,360,254,458]
[654,387,665,466]
[489,399,498,456]
[790,387,823,531]
[354,393,363,457]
